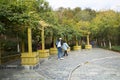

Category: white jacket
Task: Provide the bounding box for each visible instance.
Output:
[62,43,69,50]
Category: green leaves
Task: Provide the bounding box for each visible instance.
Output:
[0,0,120,46]
[90,10,120,45]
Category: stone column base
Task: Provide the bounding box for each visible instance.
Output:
[73,46,81,50]
[85,45,92,49]
[22,62,40,70]
[21,52,39,65]
[50,48,57,55]
[38,49,49,58]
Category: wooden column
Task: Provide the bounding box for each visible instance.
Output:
[73,36,81,50]
[85,34,92,49]
[21,27,39,66]
[28,27,32,53]
[50,37,58,55]
[41,26,45,50]
[38,21,49,58]
[87,35,90,45]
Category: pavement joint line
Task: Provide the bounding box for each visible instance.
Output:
[68,56,120,80]
[35,70,51,79]
[90,56,120,62]
[68,63,85,80]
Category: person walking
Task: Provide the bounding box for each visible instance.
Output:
[56,38,64,60]
[62,40,70,56]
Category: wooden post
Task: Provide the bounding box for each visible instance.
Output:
[87,35,90,45]
[53,37,56,48]
[28,27,32,53]
[38,21,49,57]
[76,40,78,46]
[41,26,45,50]
[73,36,81,50]
[21,27,39,66]
[85,34,92,49]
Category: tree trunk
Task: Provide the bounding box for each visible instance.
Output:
[17,36,20,52]
[101,42,103,47]
[95,38,98,47]
[109,40,112,49]
[103,41,106,47]
[17,43,20,52]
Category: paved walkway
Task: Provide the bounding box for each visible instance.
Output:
[0,48,120,80]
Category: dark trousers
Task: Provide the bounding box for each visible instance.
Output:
[63,50,68,56]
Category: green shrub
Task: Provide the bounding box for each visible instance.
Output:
[111,46,120,52]
[1,40,17,52]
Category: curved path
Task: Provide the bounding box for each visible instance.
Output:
[35,48,120,80]
[0,48,120,80]
[69,53,120,80]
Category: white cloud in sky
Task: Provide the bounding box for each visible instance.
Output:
[46,0,120,11]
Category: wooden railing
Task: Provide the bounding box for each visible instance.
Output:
[0,53,20,64]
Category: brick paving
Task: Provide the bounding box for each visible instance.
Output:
[0,48,120,80]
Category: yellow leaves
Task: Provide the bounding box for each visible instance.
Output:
[77,21,90,30]
[76,21,91,35]
[39,20,49,27]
